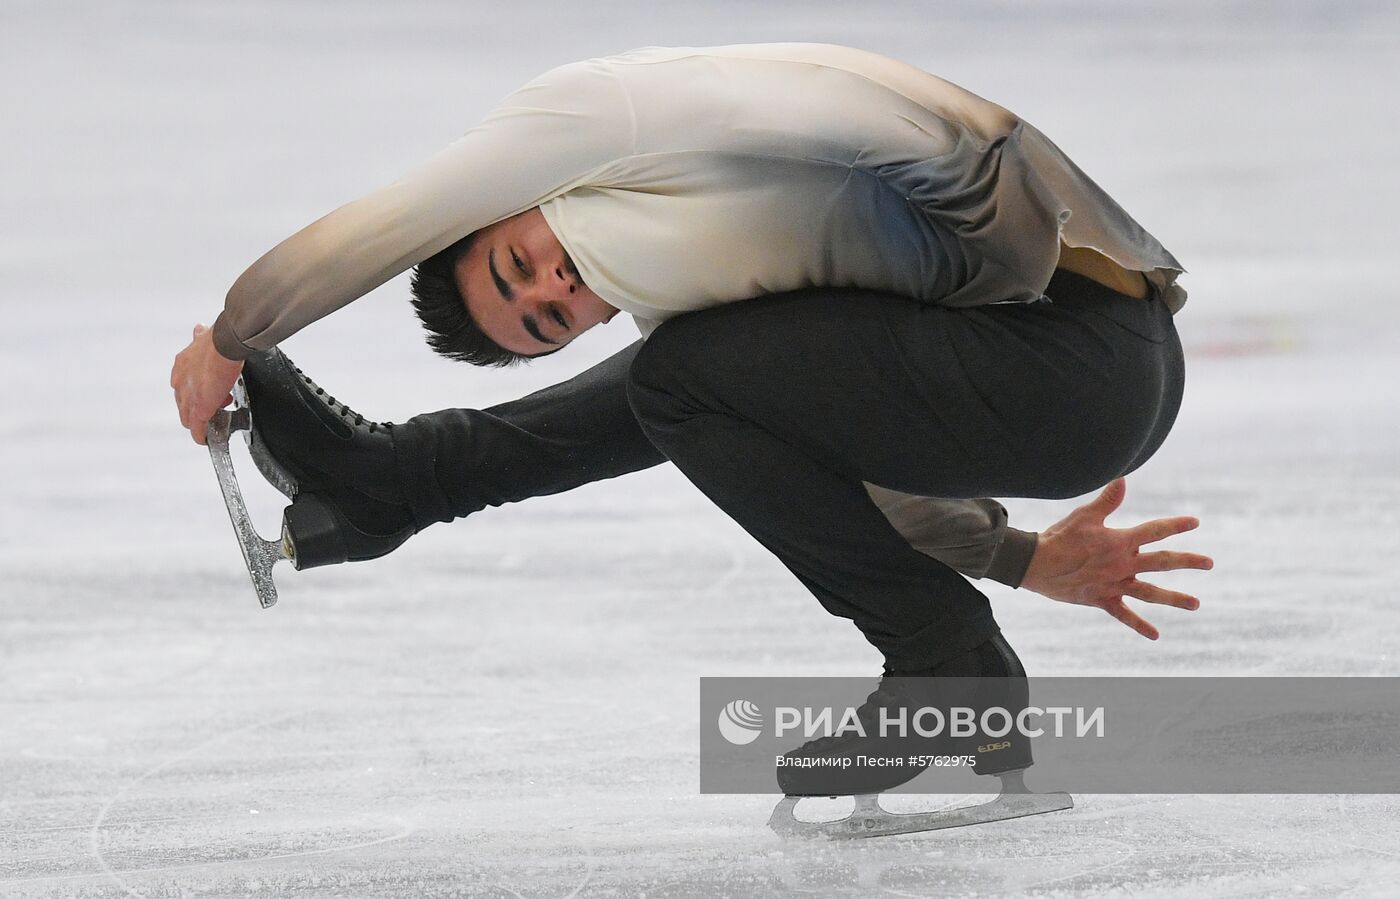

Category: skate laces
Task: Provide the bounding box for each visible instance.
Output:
[293,365,395,434]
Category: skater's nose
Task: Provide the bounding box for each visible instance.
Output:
[521,263,578,304]
[548,261,579,294]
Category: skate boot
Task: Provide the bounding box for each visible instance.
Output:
[237,349,417,571]
[774,673,954,798]
[768,633,1072,839]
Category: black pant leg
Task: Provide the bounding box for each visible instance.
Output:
[395,340,667,528]
[624,285,1181,670]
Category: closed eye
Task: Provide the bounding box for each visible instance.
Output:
[511,248,527,274]
[522,315,558,346]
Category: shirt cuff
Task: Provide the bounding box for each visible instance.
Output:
[211,311,256,362]
[985,527,1038,588]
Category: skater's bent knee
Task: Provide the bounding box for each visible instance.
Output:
[624,335,670,424]
[624,316,713,427]
[627,318,695,391]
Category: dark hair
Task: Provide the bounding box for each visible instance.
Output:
[409,231,536,367]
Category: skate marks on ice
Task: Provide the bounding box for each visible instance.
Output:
[15,794,1396,897]
[1,708,415,894]
[1,662,683,897]
[0,566,241,700]
[85,711,409,897]
[753,794,1400,897]
[6,531,1400,890]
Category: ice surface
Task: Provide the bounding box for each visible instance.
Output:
[2,1,1399,896]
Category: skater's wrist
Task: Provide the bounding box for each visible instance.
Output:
[211,312,254,362]
[987,527,1038,588]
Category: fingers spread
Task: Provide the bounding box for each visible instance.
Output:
[1135,550,1215,573]
[1128,516,1199,547]
[1123,578,1200,611]
[1103,599,1159,640]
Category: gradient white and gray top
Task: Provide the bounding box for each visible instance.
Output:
[212,42,1186,358]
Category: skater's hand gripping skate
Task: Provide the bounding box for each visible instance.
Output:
[172,323,244,445]
[1020,478,1213,640]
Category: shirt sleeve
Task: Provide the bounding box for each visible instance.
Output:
[864,485,1038,588]
[212,58,634,361]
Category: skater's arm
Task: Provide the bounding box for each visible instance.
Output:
[1020,479,1213,639]
[174,59,629,443]
[864,488,1036,588]
[210,58,630,361]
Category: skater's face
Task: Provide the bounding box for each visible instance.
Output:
[455,208,619,356]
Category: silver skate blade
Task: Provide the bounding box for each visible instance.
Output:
[207,402,292,609]
[768,773,1072,840]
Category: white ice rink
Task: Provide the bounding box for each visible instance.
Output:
[3,1,1399,895]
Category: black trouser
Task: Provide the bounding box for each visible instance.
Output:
[394,339,665,527]
[396,270,1184,670]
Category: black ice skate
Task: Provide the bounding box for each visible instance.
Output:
[767,635,1072,840]
[206,350,416,607]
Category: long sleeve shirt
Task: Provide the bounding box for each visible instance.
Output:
[212,42,1183,356]
[211,43,1189,588]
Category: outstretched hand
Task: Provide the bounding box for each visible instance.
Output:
[1019,478,1212,640]
[171,323,244,446]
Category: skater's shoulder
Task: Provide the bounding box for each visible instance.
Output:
[593,42,908,75]
[580,43,987,123]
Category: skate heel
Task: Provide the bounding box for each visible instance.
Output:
[971,730,1035,777]
[283,494,350,570]
[969,635,1035,778]
[283,492,415,569]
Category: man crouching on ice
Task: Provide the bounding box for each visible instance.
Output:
[170,44,1212,826]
